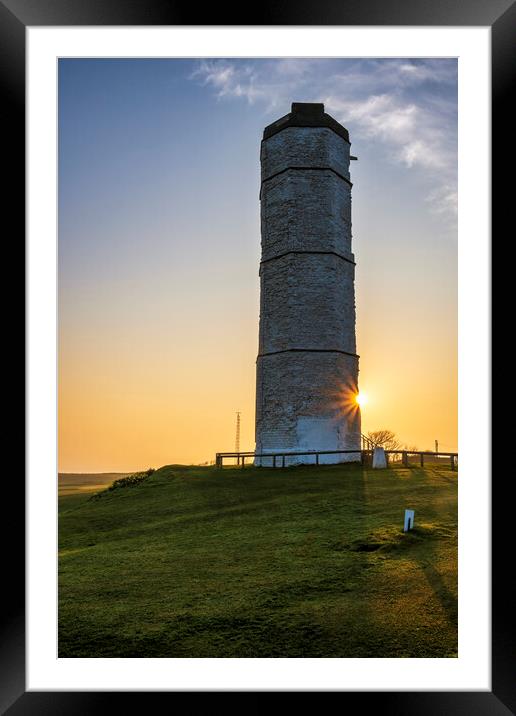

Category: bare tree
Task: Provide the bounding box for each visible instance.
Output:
[366,429,403,451]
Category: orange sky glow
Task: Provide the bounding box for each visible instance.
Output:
[58,58,457,472]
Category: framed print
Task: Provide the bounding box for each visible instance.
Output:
[4,0,510,711]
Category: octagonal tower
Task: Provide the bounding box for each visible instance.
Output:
[255,102,361,465]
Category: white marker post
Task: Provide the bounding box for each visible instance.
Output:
[372,447,387,469]
[404,509,415,532]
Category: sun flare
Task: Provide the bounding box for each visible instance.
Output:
[355,392,368,407]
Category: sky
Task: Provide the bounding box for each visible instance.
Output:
[58,58,457,472]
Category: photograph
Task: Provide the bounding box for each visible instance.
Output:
[58,57,459,659]
[2,0,506,705]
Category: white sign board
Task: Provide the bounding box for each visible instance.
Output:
[404,509,415,532]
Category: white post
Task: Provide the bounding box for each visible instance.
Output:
[404,509,415,532]
[372,447,387,469]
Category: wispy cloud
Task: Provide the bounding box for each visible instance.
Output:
[190,61,267,105]
[190,58,457,224]
[324,93,450,171]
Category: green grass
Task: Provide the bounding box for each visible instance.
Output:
[59,463,457,658]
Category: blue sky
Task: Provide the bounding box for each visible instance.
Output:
[58,58,458,471]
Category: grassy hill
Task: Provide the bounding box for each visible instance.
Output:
[58,463,457,658]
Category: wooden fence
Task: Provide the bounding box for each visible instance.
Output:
[215,449,458,470]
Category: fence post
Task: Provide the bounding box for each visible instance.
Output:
[282,455,285,468]
[241,456,245,468]
[450,454,455,471]
[402,451,408,467]
[420,453,424,468]
[273,455,276,469]
[316,453,319,466]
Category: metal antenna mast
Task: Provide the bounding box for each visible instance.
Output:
[235,411,241,454]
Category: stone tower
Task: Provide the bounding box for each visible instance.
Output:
[255,102,361,465]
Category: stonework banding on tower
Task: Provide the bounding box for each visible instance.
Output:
[255,103,361,466]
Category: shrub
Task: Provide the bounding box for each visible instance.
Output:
[89,469,155,500]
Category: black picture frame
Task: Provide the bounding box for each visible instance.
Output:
[6,0,508,712]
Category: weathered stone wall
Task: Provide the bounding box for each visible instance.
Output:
[261,126,351,181]
[260,171,353,261]
[255,352,361,465]
[259,254,356,355]
[255,107,361,465]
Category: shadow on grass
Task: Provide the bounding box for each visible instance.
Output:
[419,560,458,627]
[395,468,458,633]
[218,466,376,657]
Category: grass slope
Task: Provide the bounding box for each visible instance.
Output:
[59,463,457,658]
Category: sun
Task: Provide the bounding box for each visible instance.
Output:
[355,392,368,406]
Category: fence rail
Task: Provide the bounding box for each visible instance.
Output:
[215,448,458,470]
[361,433,377,450]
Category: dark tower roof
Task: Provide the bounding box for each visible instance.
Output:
[262,102,350,143]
